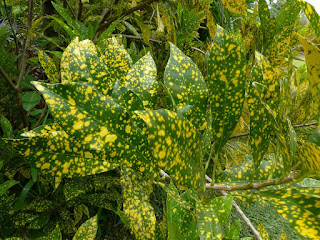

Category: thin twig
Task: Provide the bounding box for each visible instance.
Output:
[77,0,83,20]
[34,105,48,128]
[205,175,262,239]
[0,66,16,90]
[3,0,19,55]
[63,0,77,19]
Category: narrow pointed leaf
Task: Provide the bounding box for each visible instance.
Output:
[38,50,59,83]
[100,37,132,84]
[257,222,270,239]
[0,180,19,196]
[298,0,320,37]
[121,167,156,240]
[32,81,155,176]
[207,25,246,153]
[248,52,279,168]
[258,187,320,239]
[298,141,320,177]
[125,52,157,109]
[72,215,98,240]
[164,42,208,130]
[275,0,300,32]
[136,109,205,190]
[298,35,320,117]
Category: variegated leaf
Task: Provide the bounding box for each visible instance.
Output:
[38,50,59,83]
[298,0,320,37]
[73,215,98,240]
[221,0,247,15]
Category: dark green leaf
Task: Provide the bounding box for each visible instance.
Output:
[0,180,19,197]
[22,91,41,111]
[72,215,98,240]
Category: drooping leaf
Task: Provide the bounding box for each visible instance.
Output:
[0,180,19,197]
[164,42,208,130]
[60,38,113,96]
[298,0,320,37]
[136,109,205,190]
[32,81,155,176]
[38,50,59,83]
[207,25,246,153]
[221,0,247,15]
[21,91,41,111]
[298,35,320,117]
[125,52,157,109]
[100,37,133,84]
[121,167,156,240]
[258,187,320,239]
[72,215,98,240]
[248,51,279,168]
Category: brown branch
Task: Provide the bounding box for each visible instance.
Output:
[95,0,159,39]
[77,0,83,20]
[3,0,19,55]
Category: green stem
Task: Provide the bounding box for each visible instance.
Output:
[211,153,219,186]
[204,143,215,173]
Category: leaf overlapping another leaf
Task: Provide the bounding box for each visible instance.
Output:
[221,0,247,15]
[38,50,59,83]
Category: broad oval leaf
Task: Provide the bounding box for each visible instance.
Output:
[136,109,205,190]
[72,215,98,240]
[248,51,279,168]
[207,25,246,153]
[125,52,158,109]
[164,42,208,131]
[32,81,156,176]
[121,167,156,240]
[38,50,59,83]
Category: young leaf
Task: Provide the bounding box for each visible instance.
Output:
[125,52,157,109]
[136,109,205,190]
[38,50,59,83]
[32,81,155,176]
[258,187,320,239]
[207,25,246,153]
[248,52,279,168]
[298,35,320,117]
[221,0,247,15]
[0,115,13,138]
[72,215,98,240]
[164,42,208,130]
[100,37,133,84]
[121,167,156,240]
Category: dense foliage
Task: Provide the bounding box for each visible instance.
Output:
[1,0,320,239]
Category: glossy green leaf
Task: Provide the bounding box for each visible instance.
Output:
[0,115,13,138]
[121,167,156,239]
[136,109,205,190]
[72,215,98,240]
[298,0,320,37]
[248,52,279,168]
[100,37,133,84]
[207,25,246,153]
[258,187,320,239]
[22,91,41,111]
[8,127,117,180]
[125,52,157,109]
[298,141,320,177]
[164,42,208,130]
[298,35,320,117]
[166,182,198,240]
[60,38,113,96]
[221,0,247,14]
[32,81,155,176]
[0,180,18,197]
[38,50,59,83]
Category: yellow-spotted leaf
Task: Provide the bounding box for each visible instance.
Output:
[298,141,320,177]
[38,50,59,83]
[125,52,158,109]
[121,167,156,240]
[248,51,279,168]
[207,25,246,153]
[7,129,117,179]
[73,215,97,240]
[32,81,155,176]
[298,35,320,117]
[196,195,233,239]
[100,37,133,84]
[258,187,320,239]
[257,222,270,239]
[164,43,208,131]
[60,38,113,96]
[298,0,320,37]
[221,0,247,15]
[275,0,300,32]
[136,109,205,190]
